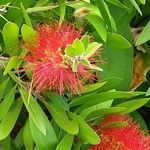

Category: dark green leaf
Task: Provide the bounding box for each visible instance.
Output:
[23,119,34,150]
[44,102,79,135]
[0,100,22,140]
[0,86,16,120]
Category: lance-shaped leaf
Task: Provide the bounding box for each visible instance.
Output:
[81,35,90,49]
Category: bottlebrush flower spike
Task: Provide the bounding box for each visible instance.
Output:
[23,22,102,94]
[88,114,150,150]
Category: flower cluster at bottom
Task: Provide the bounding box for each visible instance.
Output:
[88,114,150,150]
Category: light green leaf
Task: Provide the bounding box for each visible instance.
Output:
[65,45,76,57]
[81,59,91,67]
[94,0,113,30]
[81,35,90,49]
[0,100,22,140]
[4,56,21,76]
[86,107,126,121]
[72,60,78,72]
[19,87,47,135]
[29,115,57,150]
[21,24,36,42]
[23,119,34,150]
[129,0,142,15]
[90,65,103,71]
[73,38,85,55]
[117,98,150,114]
[20,2,32,27]
[86,14,107,42]
[82,42,102,58]
[58,0,66,25]
[105,0,128,9]
[136,21,150,45]
[56,134,74,150]
[72,113,100,145]
[139,0,146,4]
[44,102,79,135]
[2,22,20,56]
[0,86,16,120]
[107,32,132,49]
[70,91,144,107]
[82,81,106,94]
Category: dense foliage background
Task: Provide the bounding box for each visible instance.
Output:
[0,0,150,149]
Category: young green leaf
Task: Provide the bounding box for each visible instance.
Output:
[72,38,85,55]
[82,42,102,58]
[72,60,78,72]
[0,100,22,140]
[56,134,74,150]
[81,35,90,49]
[65,45,76,57]
[81,59,91,68]
[90,65,103,71]
[2,22,20,56]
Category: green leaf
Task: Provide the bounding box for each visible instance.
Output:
[29,115,57,150]
[94,0,113,30]
[44,102,79,135]
[3,56,21,76]
[139,0,146,4]
[72,113,100,145]
[136,21,150,45]
[56,134,74,150]
[107,32,132,49]
[86,107,126,121]
[72,60,78,72]
[81,35,90,49]
[2,22,20,56]
[0,86,16,120]
[90,65,103,71]
[117,98,150,114]
[0,100,22,140]
[70,91,144,107]
[86,14,107,42]
[0,77,10,99]
[19,87,47,135]
[23,119,34,150]
[82,42,102,58]
[105,0,128,9]
[65,45,76,57]
[81,81,106,94]
[20,2,32,27]
[21,24,36,42]
[73,38,85,55]
[81,59,91,67]
[0,136,11,150]
[129,0,142,15]
[58,0,66,25]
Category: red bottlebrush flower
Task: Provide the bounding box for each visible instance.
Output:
[24,22,100,94]
[88,114,150,150]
